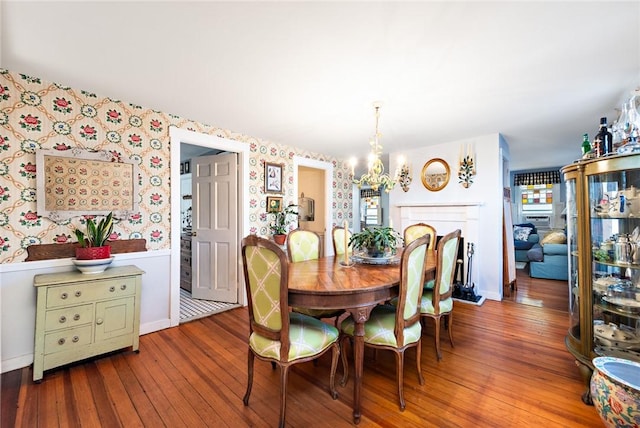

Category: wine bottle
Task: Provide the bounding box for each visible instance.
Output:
[581,133,591,155]
[594,117,613,156]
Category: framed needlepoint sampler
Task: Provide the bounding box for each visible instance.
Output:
[36,148,139,222]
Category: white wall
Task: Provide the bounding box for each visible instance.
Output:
[389,133,506,301]
[0,251,171,373]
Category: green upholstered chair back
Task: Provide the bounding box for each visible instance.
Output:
[404,223,436,250]
[287,229,321,262]
[332,226,352,256]
[241,235,289,346]
[433,229,461,309]
[394,235,430,339]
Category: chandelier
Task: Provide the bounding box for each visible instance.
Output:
[350,103,411,193]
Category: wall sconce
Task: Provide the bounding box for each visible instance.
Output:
[397,155,412,192]
[458,143,476,188]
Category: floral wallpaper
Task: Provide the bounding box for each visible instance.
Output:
[0,68,353,263]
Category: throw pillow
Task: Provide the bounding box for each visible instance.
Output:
[527,245,544,262]
[541,231,567,245]
[513,225,533,242]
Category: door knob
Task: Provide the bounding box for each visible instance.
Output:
[191,231,197,237]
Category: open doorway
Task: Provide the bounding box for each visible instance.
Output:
[293,157,334,255]
[169,128,250,327]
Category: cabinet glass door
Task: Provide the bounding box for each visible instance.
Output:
[565,177,580,336]
[588,165,640,360]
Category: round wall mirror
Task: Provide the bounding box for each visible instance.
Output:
[420,158,450,191]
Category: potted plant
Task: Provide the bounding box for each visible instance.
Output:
[349,226,403,258]
[73,212,114,260]
[268,205,298,245]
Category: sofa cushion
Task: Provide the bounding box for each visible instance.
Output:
[543,243,568,256]
[515,239,535,251]
[513,225,533,242]
[527,244,544,262]
[541,231,567,245]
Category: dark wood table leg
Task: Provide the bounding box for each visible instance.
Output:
[347,306,375,425]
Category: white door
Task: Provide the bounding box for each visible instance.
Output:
[191,153,238,302]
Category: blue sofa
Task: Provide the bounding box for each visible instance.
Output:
[527,241,569,281]
[514,223,539,263]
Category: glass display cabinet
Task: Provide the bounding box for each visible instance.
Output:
[562,153,640,403]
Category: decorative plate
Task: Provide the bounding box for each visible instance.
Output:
[351,254,400,265]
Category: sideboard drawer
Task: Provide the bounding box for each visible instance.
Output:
[43,324,93,355]
[46,277,136,308]
[44,304,93,332]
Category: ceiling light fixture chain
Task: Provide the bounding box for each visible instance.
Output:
[350,103,410,193]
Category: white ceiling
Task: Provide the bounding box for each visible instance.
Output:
[2,1,639,171]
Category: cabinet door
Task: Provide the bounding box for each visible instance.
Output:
[95,297,135,341]
[587,158,640,359]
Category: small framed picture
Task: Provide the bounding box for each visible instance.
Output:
[264,162,283,194]
[185,161,190,174]
[266,196,283,213]
[180,163,184,174]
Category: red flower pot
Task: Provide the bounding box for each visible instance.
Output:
[75,245,111,260]
[273,234,287,246]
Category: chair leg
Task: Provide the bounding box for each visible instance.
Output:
[329,343,339,399]
[415,339,424,385]
[447,313,454,347]
[434,316,442,361]
[394,350,406,411]
[278,365,290,428]
[243,350,254,405]
[339,335,349,386]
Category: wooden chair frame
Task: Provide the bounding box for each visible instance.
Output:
[421,229,461,360]
[340,234,430,410]
[241,235,339,428]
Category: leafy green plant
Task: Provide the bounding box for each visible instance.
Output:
[74,212,114,247]
[268,205,298,235]
[349,226,403,257]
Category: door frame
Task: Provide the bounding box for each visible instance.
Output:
[169,127,250,327]
[292,156,333,255]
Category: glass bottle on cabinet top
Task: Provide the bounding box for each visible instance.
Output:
[562,153,640,404]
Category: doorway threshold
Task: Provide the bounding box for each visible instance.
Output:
[180,288,240,323]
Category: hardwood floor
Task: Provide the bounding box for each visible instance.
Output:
[2,269,602,427]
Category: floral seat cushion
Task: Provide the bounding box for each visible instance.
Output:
[250,312,339,361]
[340,305,421,347]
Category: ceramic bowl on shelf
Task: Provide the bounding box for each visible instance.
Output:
[71,256,114,274]
[591,357,640,427]
[594,322,640,349]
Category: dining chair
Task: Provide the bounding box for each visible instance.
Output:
[288,229,345,324]
[404,222,436,250]
[241,235,340,428]
[339,234,430,410]
[420,229,461,361]
[287,229,322,262]
[404,222,437,288]
[331,226,351,256]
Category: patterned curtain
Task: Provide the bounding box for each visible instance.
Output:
[513,170,561,186]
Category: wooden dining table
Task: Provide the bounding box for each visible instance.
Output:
[287,251,436,424]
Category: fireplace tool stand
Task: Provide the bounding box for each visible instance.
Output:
[453,242,482,303]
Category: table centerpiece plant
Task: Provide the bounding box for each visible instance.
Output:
[349,226,403,258]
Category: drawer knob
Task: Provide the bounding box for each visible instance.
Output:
[96,318,104,325]
[75,291,82,297]
[61,292,68,300]
[74,314,80,321]
[59,316,66,323]
[109,286,115,292]
[120,284,127,290]
[58,338,65,345]
[72,336,79,343]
